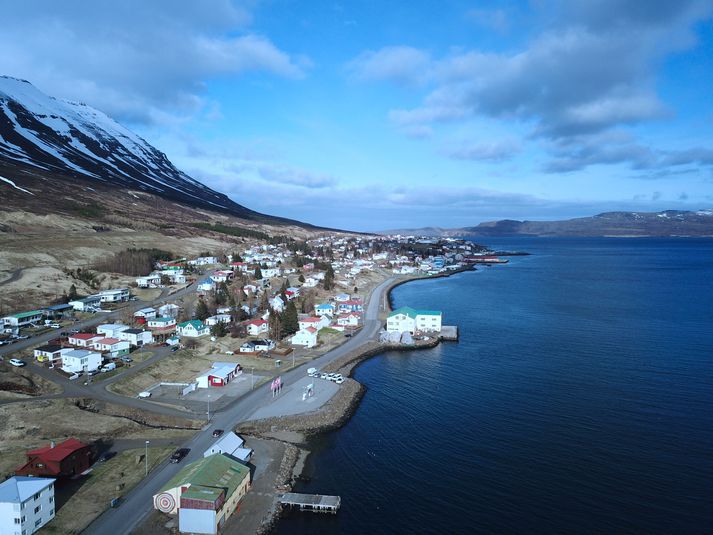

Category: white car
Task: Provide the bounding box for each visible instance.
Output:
[335,377,345,384]
[320,373,328,380]
[138,391,152,398]
[8,359,26,367]
[68,373,80,380]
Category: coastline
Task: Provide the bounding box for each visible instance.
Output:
[240,267,471,533]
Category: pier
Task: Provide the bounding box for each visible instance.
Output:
[440,325,459,341]
[279,493,341,514]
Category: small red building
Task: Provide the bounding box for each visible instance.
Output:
[16,438,93,478]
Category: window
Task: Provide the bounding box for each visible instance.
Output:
[49,496,53,503]
[14,518,21,524]
[34,491,42,500]
[35,519,42,527]
[34,505,41,514]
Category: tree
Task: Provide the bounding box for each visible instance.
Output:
[211,322,228,338]
[68,284,78,300]
[258,291,269,312]
[195,299,210,321]
[160,274,171,286]
[268,309,283,340]
[298,273,305,283]
[254,266,263,280]
[323,264,335,291]
[354,286,359,295]
[281,300,299,336]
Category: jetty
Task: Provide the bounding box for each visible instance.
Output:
[279,493,341,514]
[440,325,459,341]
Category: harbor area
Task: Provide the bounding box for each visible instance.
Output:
[440,325,459,340]
[279,493,341,514]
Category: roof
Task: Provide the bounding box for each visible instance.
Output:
[0,476,54,503]
[46,304,73,311]
[160,453,250,501]
[211,431,245,454]
[181,485,223,503]
[305,327,318,334]
[315,303,333,309]
[245,319,267,326]
[151,317,175,323]
[300,317,322,323]
[178,320,205,329]
[134,307,156,315]
[35,344,63,353]
[198,362,239,380]
[124,328,144,334]
[388,306,442,319]
[70,333,101,340]
[28,438,88,462]
[64,349,98,358]
[11,310,44,319]
[96,337,121,345]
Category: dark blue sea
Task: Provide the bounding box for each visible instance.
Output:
[277,238,713,534]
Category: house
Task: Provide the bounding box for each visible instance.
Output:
[118,328,154,347]
[43,303,73,320]
[230,261,249,272]
[99,288,130,303]
[205,314,232,327]
[270,296,285,312]
[337,299,363,314]
[2,309,45,330]
[188,256,218,266]
[298,316,330,331]
[242,284,259,295]
[134,307,157,323]
[314,303,335,317]
[136,274,161,288]
[33,344,72,363]
[244,319,268,336]
[240,339,274,353]
[15,438,93,478]
[334,293,351,302]
[337,313,360,327]
[152,454,251,535]
[158,303,180,318]
[291,327,318,348]
[177,320,210,338]
[0,476,55,534]
[165,336,181,347]
[197,279,216,292]
[68,295,102,312]
[196,362,242,388]
[93,338,130,358]
[68,333,103,348]
[97,324,131,338]
[386,306,442,334]
[203,431,252,465]
[147,317,177,334]
[161,270,187,284]
[210,270,233,283]
[61,349,102,373]
[303,276,320,288]
[284,287,300,300]
[261,267,281,278]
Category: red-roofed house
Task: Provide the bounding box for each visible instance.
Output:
[298,316,330,331]
[244,319,268,336]
[93,337,131,357]
[15,438,93,478]
[68,333,103,348]
[290,326,318,348]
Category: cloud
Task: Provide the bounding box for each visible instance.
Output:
[0,1,307,124]
[466,8,510,33]
[229,162,338,189]
[346,46,432,86]
[443,139,521,162]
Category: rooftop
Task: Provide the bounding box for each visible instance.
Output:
[160,453,250,502]
[388,306,442,319]
[0,476,54,503]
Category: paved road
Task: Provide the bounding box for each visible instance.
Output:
[83,275,396,535]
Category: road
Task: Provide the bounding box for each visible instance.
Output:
[83,275,396,535]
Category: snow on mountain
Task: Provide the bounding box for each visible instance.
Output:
[0,75,259,218]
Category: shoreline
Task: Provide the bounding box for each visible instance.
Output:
[239,267,472,533]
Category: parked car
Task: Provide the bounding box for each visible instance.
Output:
[212,429,224,438]
[320,373,328,380]
[68,373,80,380]
[101,363,117,373]
[8,359,26,367]
[137,391,152,398]
[170,448,190,463]
[170,346,179,352]
[49,324,61,329]
[121,356,133,363]
[98,451,116,462]
[87,369,100,376]
[344,332,353,337]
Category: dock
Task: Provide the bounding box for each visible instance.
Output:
[440,325,459,341]
[279,493,341,514]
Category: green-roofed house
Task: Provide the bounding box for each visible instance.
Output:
[2,309,45,331]
[387,306,442,334]
[153,453,251,534]
[177,320,210,338]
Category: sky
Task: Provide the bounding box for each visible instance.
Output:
[2,0,713,231]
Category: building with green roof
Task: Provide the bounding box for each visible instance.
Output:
[153,453,251,534]
[387,306,442,334]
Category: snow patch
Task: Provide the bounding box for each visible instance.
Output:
[0,175,34,195]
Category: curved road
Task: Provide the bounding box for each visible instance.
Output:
[83,275,396,535]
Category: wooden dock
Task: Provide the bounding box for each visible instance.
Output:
[440,325,459,341]
[279,493,341,514]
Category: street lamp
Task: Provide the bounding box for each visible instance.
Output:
[145,440,150,476]
[251,367,254,389]
[207,394,211,420]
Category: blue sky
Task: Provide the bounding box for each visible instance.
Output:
[2,1,713,230]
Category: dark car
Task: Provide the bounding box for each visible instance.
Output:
[170,346,179,352]
[98,451,116,462]
[170,448,190,463]
[212,429,224,438]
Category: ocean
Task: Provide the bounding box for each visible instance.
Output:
[277,238,713,534]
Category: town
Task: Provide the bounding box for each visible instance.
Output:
[0,233,499,535]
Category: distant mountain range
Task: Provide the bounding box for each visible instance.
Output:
[383,210,713,237]
[0,75,304,226]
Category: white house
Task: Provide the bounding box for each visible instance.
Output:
[188,256,218,266]
[0,476,55,535]
[118,328,154,347]
[203,431,253,464]
[298,316,330,331]
[136,274,161,288]
[240,339,275,353]
[314,303,335,317]
[68,295,101,312]
[61,349,102,373]
[33,345,72,363]
[205,314,232,327]
[337,313,360,327]
[244,319,268,336]
[196,362,241,388]
[197,279,216,292]
[2,310,45,330]
[96,323,130,338]
[68,333,103,348]
[134,308,157,322]
[93,338,131,358]
[158,303,180,318]
[176,320,209,338]
[291,327,318,348]
[334,293,350,302]
[99,288,130,303]
[386,307,442,334]
[147,317,177,330]
[261,267,281,278]
[270,296,285,312]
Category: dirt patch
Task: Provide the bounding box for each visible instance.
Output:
[0,361,63,396]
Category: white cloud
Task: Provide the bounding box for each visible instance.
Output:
[346,46,432,86]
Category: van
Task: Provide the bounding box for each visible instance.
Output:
[101,362,116,373]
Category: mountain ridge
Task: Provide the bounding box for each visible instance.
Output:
[382,210,713,237]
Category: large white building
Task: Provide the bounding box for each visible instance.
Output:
[0,476,55,534]
[386,307,442,334]
[61,349,102,373]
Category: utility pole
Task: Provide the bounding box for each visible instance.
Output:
[251,367,254,389]
[207,394,211,420]
[145,440,150,476]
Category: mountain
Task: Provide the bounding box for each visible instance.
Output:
[383,210,713,237]
[0,75,298,225]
